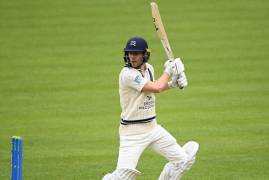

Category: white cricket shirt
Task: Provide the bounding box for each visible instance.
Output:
[119,63,157,135]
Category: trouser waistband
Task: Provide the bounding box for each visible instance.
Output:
[120,116,156,125]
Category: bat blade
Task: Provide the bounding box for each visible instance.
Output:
[151,2,174,60]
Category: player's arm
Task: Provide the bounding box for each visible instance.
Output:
[142,72,170,93]
[142,58,187,93]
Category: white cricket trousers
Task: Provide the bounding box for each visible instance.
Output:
[117,125,187,169]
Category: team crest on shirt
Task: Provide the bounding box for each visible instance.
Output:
[146,96,152,100]
[139,95,155,110]
[134,75,142,84]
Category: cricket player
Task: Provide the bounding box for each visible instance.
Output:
[103,37,199,180]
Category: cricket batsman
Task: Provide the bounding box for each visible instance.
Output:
[102,37,199,180]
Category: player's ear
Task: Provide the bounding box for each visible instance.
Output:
[144,49,150,62]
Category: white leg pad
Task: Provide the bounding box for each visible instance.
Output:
[159,141,199,180]
[183,141,199,159]
[159,162,185,180]
[176,141,199,179]
[102,173,116,180]
[102,168,141,180]
[182,141,199,170]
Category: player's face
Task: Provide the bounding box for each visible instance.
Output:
[128,52,144,68]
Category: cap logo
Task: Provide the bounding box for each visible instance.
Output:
[130,41,136,46]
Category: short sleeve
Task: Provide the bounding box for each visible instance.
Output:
[121,70,148,92]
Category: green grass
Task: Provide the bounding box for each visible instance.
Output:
[1,0,269,179]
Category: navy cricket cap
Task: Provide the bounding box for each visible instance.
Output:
[124,37,149,52]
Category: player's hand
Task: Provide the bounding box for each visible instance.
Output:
[177,72,188,89]
[164,57,185,76]
[168,74,180,88]
[168,72,188,89]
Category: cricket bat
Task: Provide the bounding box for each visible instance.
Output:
[151,2,174,60]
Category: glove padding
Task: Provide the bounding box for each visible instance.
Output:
[164,58,185,76]
[168,72,188,89]
[178,72,188,89]
[168,74,180,88]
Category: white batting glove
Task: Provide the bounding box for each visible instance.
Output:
[168,74,180,88]
[177,72,188,89]
[164,58,185,76]
[168,72,188,89]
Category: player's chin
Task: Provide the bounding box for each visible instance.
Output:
[130,62,139,68]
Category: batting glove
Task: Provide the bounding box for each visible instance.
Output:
[177,72,188,89]
[168,74,180,88]
[164,58,185,76]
